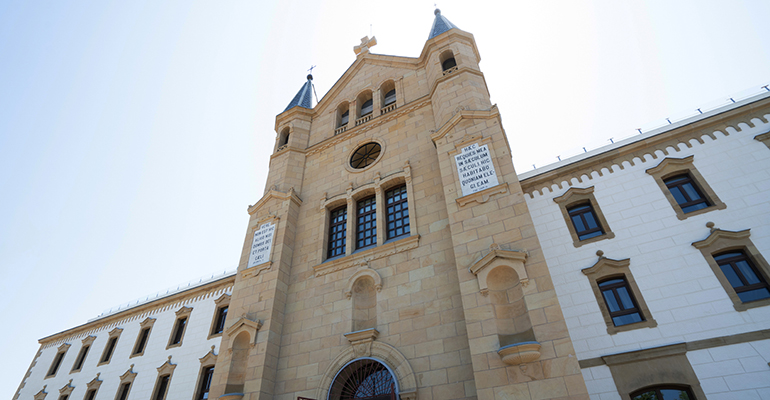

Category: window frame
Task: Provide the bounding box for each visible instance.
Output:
[646,156,726,220]
[355,195,377,250]
[152,358,177,400]
[582,257,657,334]
[208,294,231,339]
[114,366,137,400]
[327,204,348,259]
[692,227,770,311]
[70,336,95,373]
[166,306,193,349]
[46,343,70,378]
[597,276,645,327]
[385,184,410,240]
[98,328,122,366]
[631,384,697,400]
[130,317,156,358]
[553,186,614,247]
[194,348,218,400]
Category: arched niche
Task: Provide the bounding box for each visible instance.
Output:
[225,331,250,395]
[469,246,528,294]
[345,267,382,332]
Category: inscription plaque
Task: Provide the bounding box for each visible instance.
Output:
[455,143,499,196]
[248,222,276,268]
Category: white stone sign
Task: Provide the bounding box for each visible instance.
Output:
[455,143,499,196]
[248,222,276,268]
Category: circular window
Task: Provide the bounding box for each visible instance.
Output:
[350,142,382,169]
[329,359,396,400]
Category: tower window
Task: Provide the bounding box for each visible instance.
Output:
[356,196,377,249]
[714,251,770,303]
[598,277,644,326]
[567,203,604,240]
[328,206,347,258]
[664,174,710,213]
[383,89,396,106]
[386,185,409,239]
[360,98,373,117]
[442,57,457,71]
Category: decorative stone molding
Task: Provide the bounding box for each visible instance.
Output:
[520,99,770,197]
[344,328,379,358]
[314,234,419,276]
[456,183,509,207]
[469,245,528,295]
[431,106,500,143]
[497,342,541,365]
[199,345,218,365]
[156,356,177,375]
[58,380,74,397]
[85,373,102,391]
[118,365,137,386]
[344,267,382,299]
[224,317,262,346]
[755,130,770,149]
[316,340,417,400]
[33,386,47,400]
[247,187,302,215]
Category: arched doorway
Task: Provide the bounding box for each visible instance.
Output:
[328,358,397,400]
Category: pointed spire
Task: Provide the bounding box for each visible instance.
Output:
[283,74,314,113]
[428,8,458,39]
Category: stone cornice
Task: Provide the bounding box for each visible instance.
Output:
[692,228,751,249]
[520,97,770,197]
[428,67,488,101]
[313,234,420,277]
[38,274,235,347]
[431,106,501,142]
[248,187,303,215]
[306,97,432,156]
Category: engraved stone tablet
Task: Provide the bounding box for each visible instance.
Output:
[455,143,499,196]
[248,223,276,268]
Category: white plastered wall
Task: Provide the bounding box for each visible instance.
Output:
[17,283,232,400]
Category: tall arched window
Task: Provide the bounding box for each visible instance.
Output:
[328,359,396,400]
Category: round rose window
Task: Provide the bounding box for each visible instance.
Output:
[350,142,381,169]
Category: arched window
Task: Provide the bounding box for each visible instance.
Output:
[278,127,290,147]
[328,359,396,400]
[631,385,696,400]
[440,50,457,73]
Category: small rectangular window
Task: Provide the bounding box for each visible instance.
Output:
[133,327,151,355]
[714,251,770,303]
[116,382,131,400]
[567,203,604,240]
[664,174,710,213]
[154,375,171,400]
[47,351,66,377]
[327,206,347,258]
[356,196,377,249]
[212,306,228,335]
[386,185,410,240]
[170,318,187,346]
[101,337,118,363]
[599,277,644,326]
[71,345,90,372]
[197,366,215,400]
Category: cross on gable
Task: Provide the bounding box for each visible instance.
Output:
[354,36,377,56]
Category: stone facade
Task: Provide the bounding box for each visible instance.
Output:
[15,10,770,400]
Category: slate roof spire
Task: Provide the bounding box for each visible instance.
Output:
[428,8,458,39]
[283,74,314,113]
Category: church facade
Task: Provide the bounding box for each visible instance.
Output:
[16,10,770,400]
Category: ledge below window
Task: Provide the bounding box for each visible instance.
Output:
[314,234,420,277]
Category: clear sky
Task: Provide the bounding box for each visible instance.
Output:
[1,0,769,397]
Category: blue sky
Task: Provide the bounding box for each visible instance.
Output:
[1,0,769,397]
